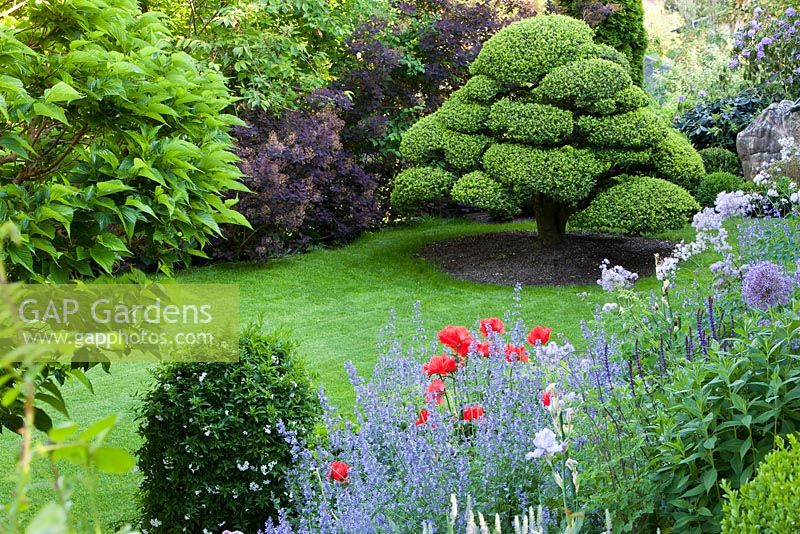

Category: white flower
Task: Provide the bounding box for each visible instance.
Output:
[602,302,618,313]
[236,460,250,471]
[791,192,800,203]
[150,518,162,527]
[528,428,565,458]
[198,372,207,383]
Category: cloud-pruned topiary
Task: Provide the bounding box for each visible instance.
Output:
[570,177,699,235]
[391,15,703,245]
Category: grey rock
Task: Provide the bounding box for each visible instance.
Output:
[737,99,800,180]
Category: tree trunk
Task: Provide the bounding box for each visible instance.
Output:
[531,194,572,246]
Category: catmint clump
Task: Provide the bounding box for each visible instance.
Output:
[741,261,793,309]
[597,259,638,291]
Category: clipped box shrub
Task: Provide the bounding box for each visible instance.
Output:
[451,171,520,219]
[651,130,707,192]
[721,434,800,534]
[394,14,703,242]
[136,326,321,533]
[699,147,743,176]
[696,172,746,208]
[571,176,699,235]
[469,15,595,85]
[391,167,457,214]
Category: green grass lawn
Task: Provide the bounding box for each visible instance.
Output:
[0,217,707,530]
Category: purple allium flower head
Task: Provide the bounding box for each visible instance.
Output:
[787,7,797,17]
[741,261,793,309]
[678,94,686,103]
[698,90,707,98]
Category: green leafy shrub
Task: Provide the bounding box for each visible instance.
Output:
[488,100,574,144]
[483,144,609,203]
[136,326,321,533]
[459,75,504,102]
[699,147,743,176]
[438,98,491,134]
[0,0,247,281]
[571,177,699,234]
[649,315,800,533]
[579,43,631,72]
[652,130,707,192]
[451,171,520,219]
[696,172,746,207]
[469,15,595,85]
[442,131,493,171]
[576,110,668,149]
[400,114,446,164]
[148,0,348,111]
[394,15,700,241]
[536,59,632,109]
[391,167,457,213]
[673,89,767,151]
[613,86,653,113]
[721,434,800,534]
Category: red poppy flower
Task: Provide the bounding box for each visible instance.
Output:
[476,342,491,357]
[479,317,505,337]
[438,325,473,357]
[527,326,552,346]
[328,461,350,482]
[542,391,551,407]
[462,404,485,421]
[504,344,529,363]
[425,379,446,404]
[416,409,429,426]
[423,354,458,377]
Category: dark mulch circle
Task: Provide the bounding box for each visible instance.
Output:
[420,231,676,286]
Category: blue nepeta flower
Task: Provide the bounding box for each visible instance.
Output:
[741,261,793,310]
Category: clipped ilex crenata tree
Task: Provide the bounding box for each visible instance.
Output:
[0,0,249,281]
[391,15,703,246]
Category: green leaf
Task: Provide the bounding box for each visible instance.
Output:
[92,446,135,474]
[739,436,752,460]
[48,422,79,443]
[701,468,717,492]
[96,180,133,196]
[24,502,67,534]
[89,244,118,273]
[44,81,84,103]
[0,133,34,158]
[80,414,117,442]
[98,232,130,253]
[32,102,69,125]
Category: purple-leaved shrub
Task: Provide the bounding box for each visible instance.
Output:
[215,104,380,260]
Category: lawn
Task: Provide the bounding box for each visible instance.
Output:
[0,217,707,530]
